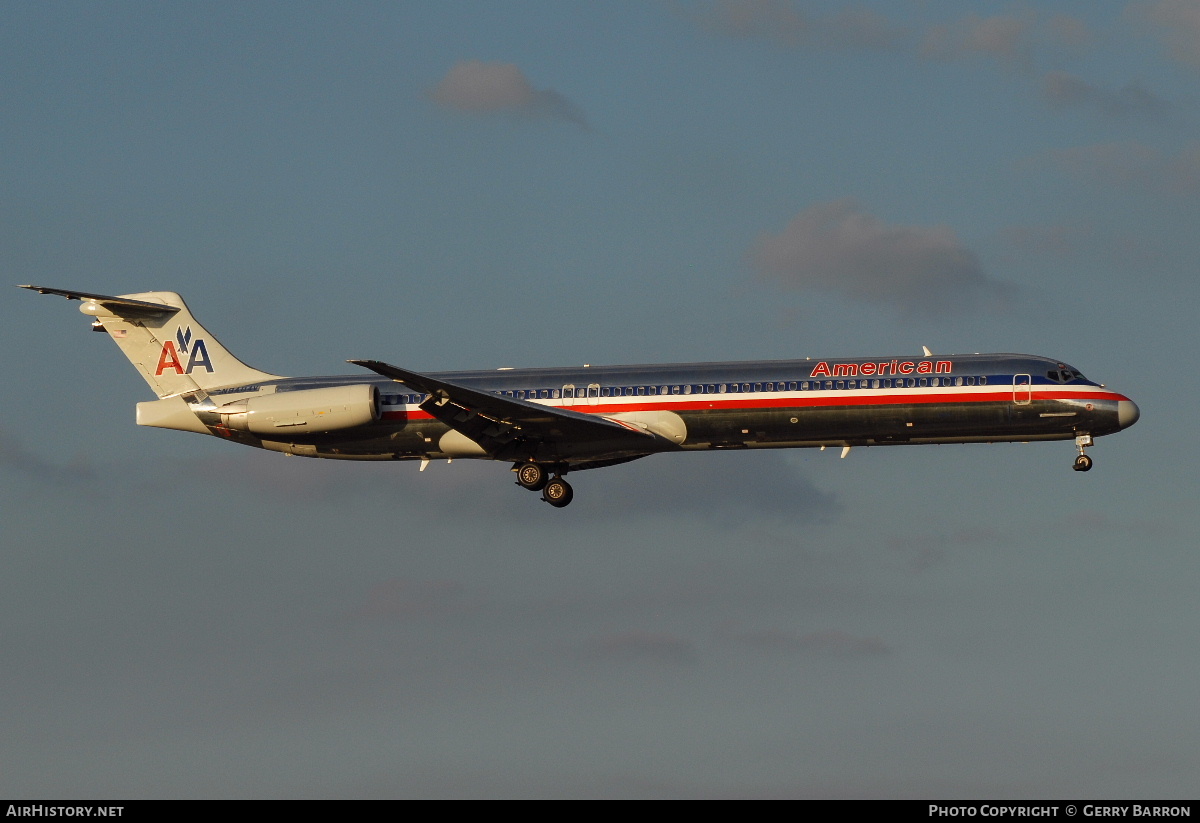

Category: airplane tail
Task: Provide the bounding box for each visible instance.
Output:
[21,286,281,398]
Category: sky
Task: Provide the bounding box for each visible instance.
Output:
[1,0,1197,799]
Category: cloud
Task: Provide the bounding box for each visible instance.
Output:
[583,630,698,666]
[683,0,907,50]
[187,447,837,525]
[1042,71,1173,121]
[0,427,94,485]
[685,5,1093,67]
[920,13,1032,65]
[1136,0,1200,69]
[1041,141,1200,197]
[1042,13,1095,54]
[752,199,1015,316]
[885,526,1002,572]
[734,627,889,656]
[355,578,469,620]
[919,12,1091,70]
[428,60,589,128]
[999,222,1160,268]
[582,450,839,524]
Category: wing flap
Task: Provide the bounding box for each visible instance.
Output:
[350,359,654,460]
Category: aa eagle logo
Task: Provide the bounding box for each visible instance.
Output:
[155,326,214,375]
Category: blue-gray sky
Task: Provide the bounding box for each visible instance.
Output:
[2,0,1196,798]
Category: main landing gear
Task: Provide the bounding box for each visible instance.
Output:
[1073,434,1094,472]
[541,477,573,508]
[514,462,574,507]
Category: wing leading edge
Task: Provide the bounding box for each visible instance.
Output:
[349,359,656,462]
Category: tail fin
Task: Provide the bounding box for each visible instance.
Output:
[20,286,282,398]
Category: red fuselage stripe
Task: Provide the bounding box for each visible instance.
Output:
[380,389,1129,421]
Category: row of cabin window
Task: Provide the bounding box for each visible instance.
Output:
[379,375,989,406]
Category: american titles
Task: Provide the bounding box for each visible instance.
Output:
[810,360,952,378]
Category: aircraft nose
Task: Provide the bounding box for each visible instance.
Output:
[1118,399,1140,429]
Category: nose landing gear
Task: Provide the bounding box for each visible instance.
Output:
[1073,434,1094,472]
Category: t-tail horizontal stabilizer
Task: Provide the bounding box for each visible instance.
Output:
[18,285,181,317]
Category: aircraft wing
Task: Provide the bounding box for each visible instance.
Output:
[18,285,180,317]
[349,359,655,461]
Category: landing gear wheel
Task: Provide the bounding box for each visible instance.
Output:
[1073,434,1094,473]
[542,478,574,508]
[515,462,548,491]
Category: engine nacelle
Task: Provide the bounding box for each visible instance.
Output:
[217,384,380,435]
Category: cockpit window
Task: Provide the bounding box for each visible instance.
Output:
[1048,366,1087,383]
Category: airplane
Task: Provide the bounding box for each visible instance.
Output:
[20,285,1140,507]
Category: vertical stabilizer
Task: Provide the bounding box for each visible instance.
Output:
[20,286,282,397]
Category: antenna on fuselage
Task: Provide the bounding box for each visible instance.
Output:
[922,346,932,357]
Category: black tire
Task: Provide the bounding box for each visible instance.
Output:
[516,462,548,491]
[542,478,574,508]
[1073,454,1093,472]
